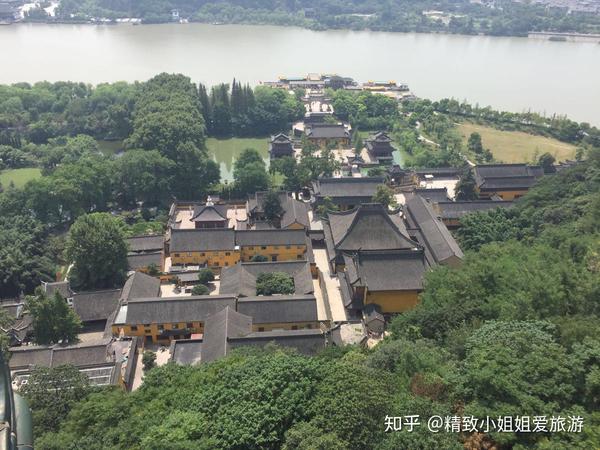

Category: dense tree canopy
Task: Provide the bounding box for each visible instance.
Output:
[50,0,600,37]
[65,213,128,290]
[26,290,82,345]
[256,272,295,295]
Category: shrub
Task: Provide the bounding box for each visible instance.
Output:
[256,272,295,295]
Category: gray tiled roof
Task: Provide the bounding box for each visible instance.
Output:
[270,133,292,144]
[171,328,326,365]
[435,201,513,220]
[120,272,161,302]
[72,289,121,322]
[119,295,236,325]
[346,251,426,292]
[126,235,164,253]
[170,339,203,365]
[474,164,544,190]
[127,252,163,271]
[404,194,464,265]
[235,229,307,246]
[229,329,325,355]
[237,295,318,324]
[170,229,236,252]
[219,261,314,297]
[312,177,384,200]
[305,124,350,139]
[326,203,420,253]
[42,281,72,299]
[414,188,449,203]
[9,338,112,370]
[201,306,253,363]
[414,167,461,177]
[191,204,228,222]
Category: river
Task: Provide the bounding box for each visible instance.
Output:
[1,22,599,125]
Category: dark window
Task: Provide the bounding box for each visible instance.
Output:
[131,325,138,331]
[172,324,179,329]
[258,327,265,332]
[291,326,298,330]
[261,246,267,250]
[186,322,193,329]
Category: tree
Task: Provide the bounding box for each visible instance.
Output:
[316,196,339,218]
[538,151,556,173]
[146,263,160,276]
[283,422,348,450]
[191,284,210,295]
[455,168,477,200]
[114,149,175,207]
[467,132,483,155]
[456,208,521,251]
[457,321,574,446]
[21,364,89,435]
[142,350,157,371]
[0,215,55,298]
[66,213,128,290]
[170,142,220,200]
[352,131,363,156]
[256,272,295,295]
[263,190,284,223]
[197,268,215,285]
[27,290,82,345]
[372,184,398,209]
[233,148,269,196]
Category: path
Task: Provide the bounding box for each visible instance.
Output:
[313,248,347,322]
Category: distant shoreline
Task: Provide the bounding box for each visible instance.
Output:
[9,20,600,42]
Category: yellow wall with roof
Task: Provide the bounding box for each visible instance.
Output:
[170,250,240,268]
[239,244,306,262]
[365,290,420,313]
[113,320,205,344]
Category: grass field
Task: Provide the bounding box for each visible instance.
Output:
[206,137,270,181]
[0,168,42,188]
[458,122,577,163]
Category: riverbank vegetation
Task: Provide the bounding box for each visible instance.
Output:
[28,154,600,449]
[45,0,600,37]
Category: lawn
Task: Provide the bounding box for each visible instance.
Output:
[206,137,269,181]
[458,122,577,164]
[0,168,42,188]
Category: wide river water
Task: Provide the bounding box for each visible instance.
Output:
[1,23,599,125]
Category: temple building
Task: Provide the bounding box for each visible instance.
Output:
[365,131,396,163]
[246,191,309,229]
[189,203,229,229]
[403,194,464,267]
[269,133,294,159]
[473,164,544,200]
[311,177,384,210]
[304,123,351,148]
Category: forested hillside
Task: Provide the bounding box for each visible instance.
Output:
[49,0,600,36]
[28,151,600,449]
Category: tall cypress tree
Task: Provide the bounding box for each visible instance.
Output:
[198,83,212,135]
[210,84,232,137]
